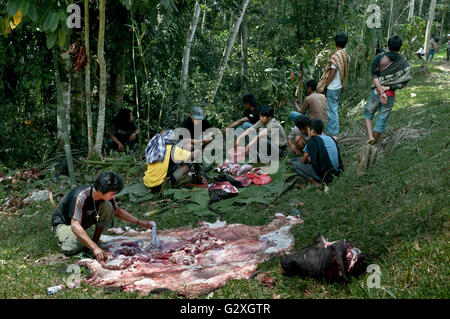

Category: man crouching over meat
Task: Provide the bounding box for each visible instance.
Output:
[51,171,153,262]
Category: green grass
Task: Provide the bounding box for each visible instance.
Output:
[0,54,449,299]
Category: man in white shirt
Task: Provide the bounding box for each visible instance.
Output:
[317,33,350,141]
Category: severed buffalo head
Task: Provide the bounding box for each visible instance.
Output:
[280,234,367,282]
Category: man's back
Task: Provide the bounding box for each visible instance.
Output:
[431,39,438,50]
[301,93,328,124]
[320,135,339,171]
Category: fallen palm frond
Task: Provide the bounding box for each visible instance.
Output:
[340,121,427,157]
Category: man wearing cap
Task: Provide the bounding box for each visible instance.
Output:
[179,107,213,151]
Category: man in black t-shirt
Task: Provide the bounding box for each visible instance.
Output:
[224,93,260,133]
[179,106,213,151]
[51,171,153,262]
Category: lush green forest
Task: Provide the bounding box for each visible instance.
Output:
[0,0,448,168]
[0,0,449,300]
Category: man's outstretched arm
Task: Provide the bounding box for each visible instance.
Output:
[115,207,153,229]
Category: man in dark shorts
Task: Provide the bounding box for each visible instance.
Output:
[51,171,153,262]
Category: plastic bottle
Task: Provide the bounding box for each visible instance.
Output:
[47,285,64,295]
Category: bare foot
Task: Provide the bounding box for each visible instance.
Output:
[367,137,376,145]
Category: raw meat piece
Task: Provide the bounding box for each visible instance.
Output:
[237,164,253,175]
[233,175,252,187]
[245,173,272,185]
[208,182,239,207]
[78,215,303,297]
[213,174,243,188]
[216,161,253,175]
[208,182,238,194]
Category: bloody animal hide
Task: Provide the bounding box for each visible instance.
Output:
[280,234,367,282]
[78,215,303,297]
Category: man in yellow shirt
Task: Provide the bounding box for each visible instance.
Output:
[143,130,202,193]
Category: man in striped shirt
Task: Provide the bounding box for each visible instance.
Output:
[51,171,153,262]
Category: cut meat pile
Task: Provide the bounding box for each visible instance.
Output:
[216,161,257,175]
[78,215,303,297]
[215,161,272,186]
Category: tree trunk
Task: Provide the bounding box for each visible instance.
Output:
[209,7,217,49]
[131,22,141,143]
[131,19,142,139]
[408,0,415,21]
[387,0,395,39]
[201,4,206,34]
[418,0,424,17]
[297,58,303,104]
[210,0,250,102]
[240,13,248,91]
[70,66,84,146]
[439,8,447,44]
[424,0,437,60]
[229,9,234,30]
[85,0,93,154]
[93,0,107,156]
[137,48,150,141]
[54,51,76,184]
[179,0,202,122]
[111,71,124,112]
[57,52,71,139]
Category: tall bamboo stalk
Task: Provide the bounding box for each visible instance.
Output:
[85,0,93,154]
[54,51,76,184]
[179,0,202,122]
[424,0,437,60]
[93,0,106,155]
[210,0,250,102]
[240,13,248,91]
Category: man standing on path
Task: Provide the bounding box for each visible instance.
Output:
[364,35,411,145]
[317,33,350,141]
[426,36,439,62]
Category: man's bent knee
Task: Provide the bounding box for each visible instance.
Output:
[61,244,84,256]
[97,201,115,227]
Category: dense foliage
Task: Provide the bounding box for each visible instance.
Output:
[0,0,448,168]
